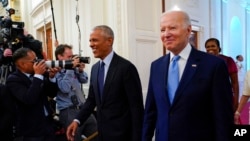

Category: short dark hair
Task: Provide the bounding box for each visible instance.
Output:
[12,48,32,63]
[236,55,241,60]
[54,44,72,60]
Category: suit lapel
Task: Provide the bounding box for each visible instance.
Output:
[101,54,118,104]
[172,48,199,105]
[163,54,171,105]
[92,63,101,104]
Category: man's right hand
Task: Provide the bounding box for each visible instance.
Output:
[33,60,47,75]
[71,56,80,68]
[3,48,12,57]
[66,121,79,141]
[54,40,59,47]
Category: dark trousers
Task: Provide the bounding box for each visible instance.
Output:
[14,135,55,141]
[59,107,98,141]
[1,130,13,141]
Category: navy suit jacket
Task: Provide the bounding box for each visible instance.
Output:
[76,53,144,141]
[142,48,234,141]
[6,69,58,137]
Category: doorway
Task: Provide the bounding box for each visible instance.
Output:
[46,28,53,60]
[38,22,53,60]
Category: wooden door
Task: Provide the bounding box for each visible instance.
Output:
[46,28,53,60]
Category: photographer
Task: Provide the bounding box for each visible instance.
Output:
[0,8,43,63]
[55,44,97,141]
[6,47,60,141]
[0,13,45,83]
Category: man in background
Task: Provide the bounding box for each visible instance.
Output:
[55,44,97,141]
[6,47,59,141]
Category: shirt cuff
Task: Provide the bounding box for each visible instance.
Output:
[73,119,80,125]
[49,77,56,83]
[34,74,44,80]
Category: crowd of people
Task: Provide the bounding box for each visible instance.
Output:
[0,9,250,141]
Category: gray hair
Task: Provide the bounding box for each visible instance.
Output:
[161,10,191,28]
[92,25,114,38]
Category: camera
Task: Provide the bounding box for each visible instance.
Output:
[39,56,90,69]
[0,8,25,45]
[79,56,90,64]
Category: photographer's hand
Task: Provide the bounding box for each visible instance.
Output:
[78,63,85,73]
[48,67,60,78]
[3,48,12,57]
[33,60,46,75]
[72,56,80,68]
[54,40,59,47]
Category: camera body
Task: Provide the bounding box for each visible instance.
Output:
[39,56,90,69]
[79,56,90,64]
[0,17,25,45]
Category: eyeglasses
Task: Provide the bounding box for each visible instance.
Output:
[25,57,38,64]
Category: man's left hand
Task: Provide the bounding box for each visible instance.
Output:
[78,63,85,73]
[48,67,60,78]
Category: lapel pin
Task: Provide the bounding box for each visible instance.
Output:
[192,64,197,67]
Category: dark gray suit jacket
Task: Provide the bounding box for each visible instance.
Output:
[77,53,144,141]
[6,69,58,137]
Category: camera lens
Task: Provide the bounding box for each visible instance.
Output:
[44,60,73,69]
[79,57,90,64]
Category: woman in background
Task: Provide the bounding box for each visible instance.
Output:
[205,38,239,111]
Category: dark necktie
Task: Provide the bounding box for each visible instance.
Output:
[98,62,105,98]
[29,74,34,81]
[167,55,180,104]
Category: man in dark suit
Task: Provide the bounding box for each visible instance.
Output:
[142,10,234,141]
[0,84,14,141]
[6,48,59,141]
[66,25,144,141]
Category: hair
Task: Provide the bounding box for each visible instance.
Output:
[205,38,221,52]
[236,55,241,60]
[161,10,191,28]
[21,34,44,59]
[12,48,32,63]
[92,25,114,39]
[54,44,72,60]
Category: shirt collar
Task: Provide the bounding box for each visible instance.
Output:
[24,73,32,78]
[100,51,114,67]
[169,43,192,61]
